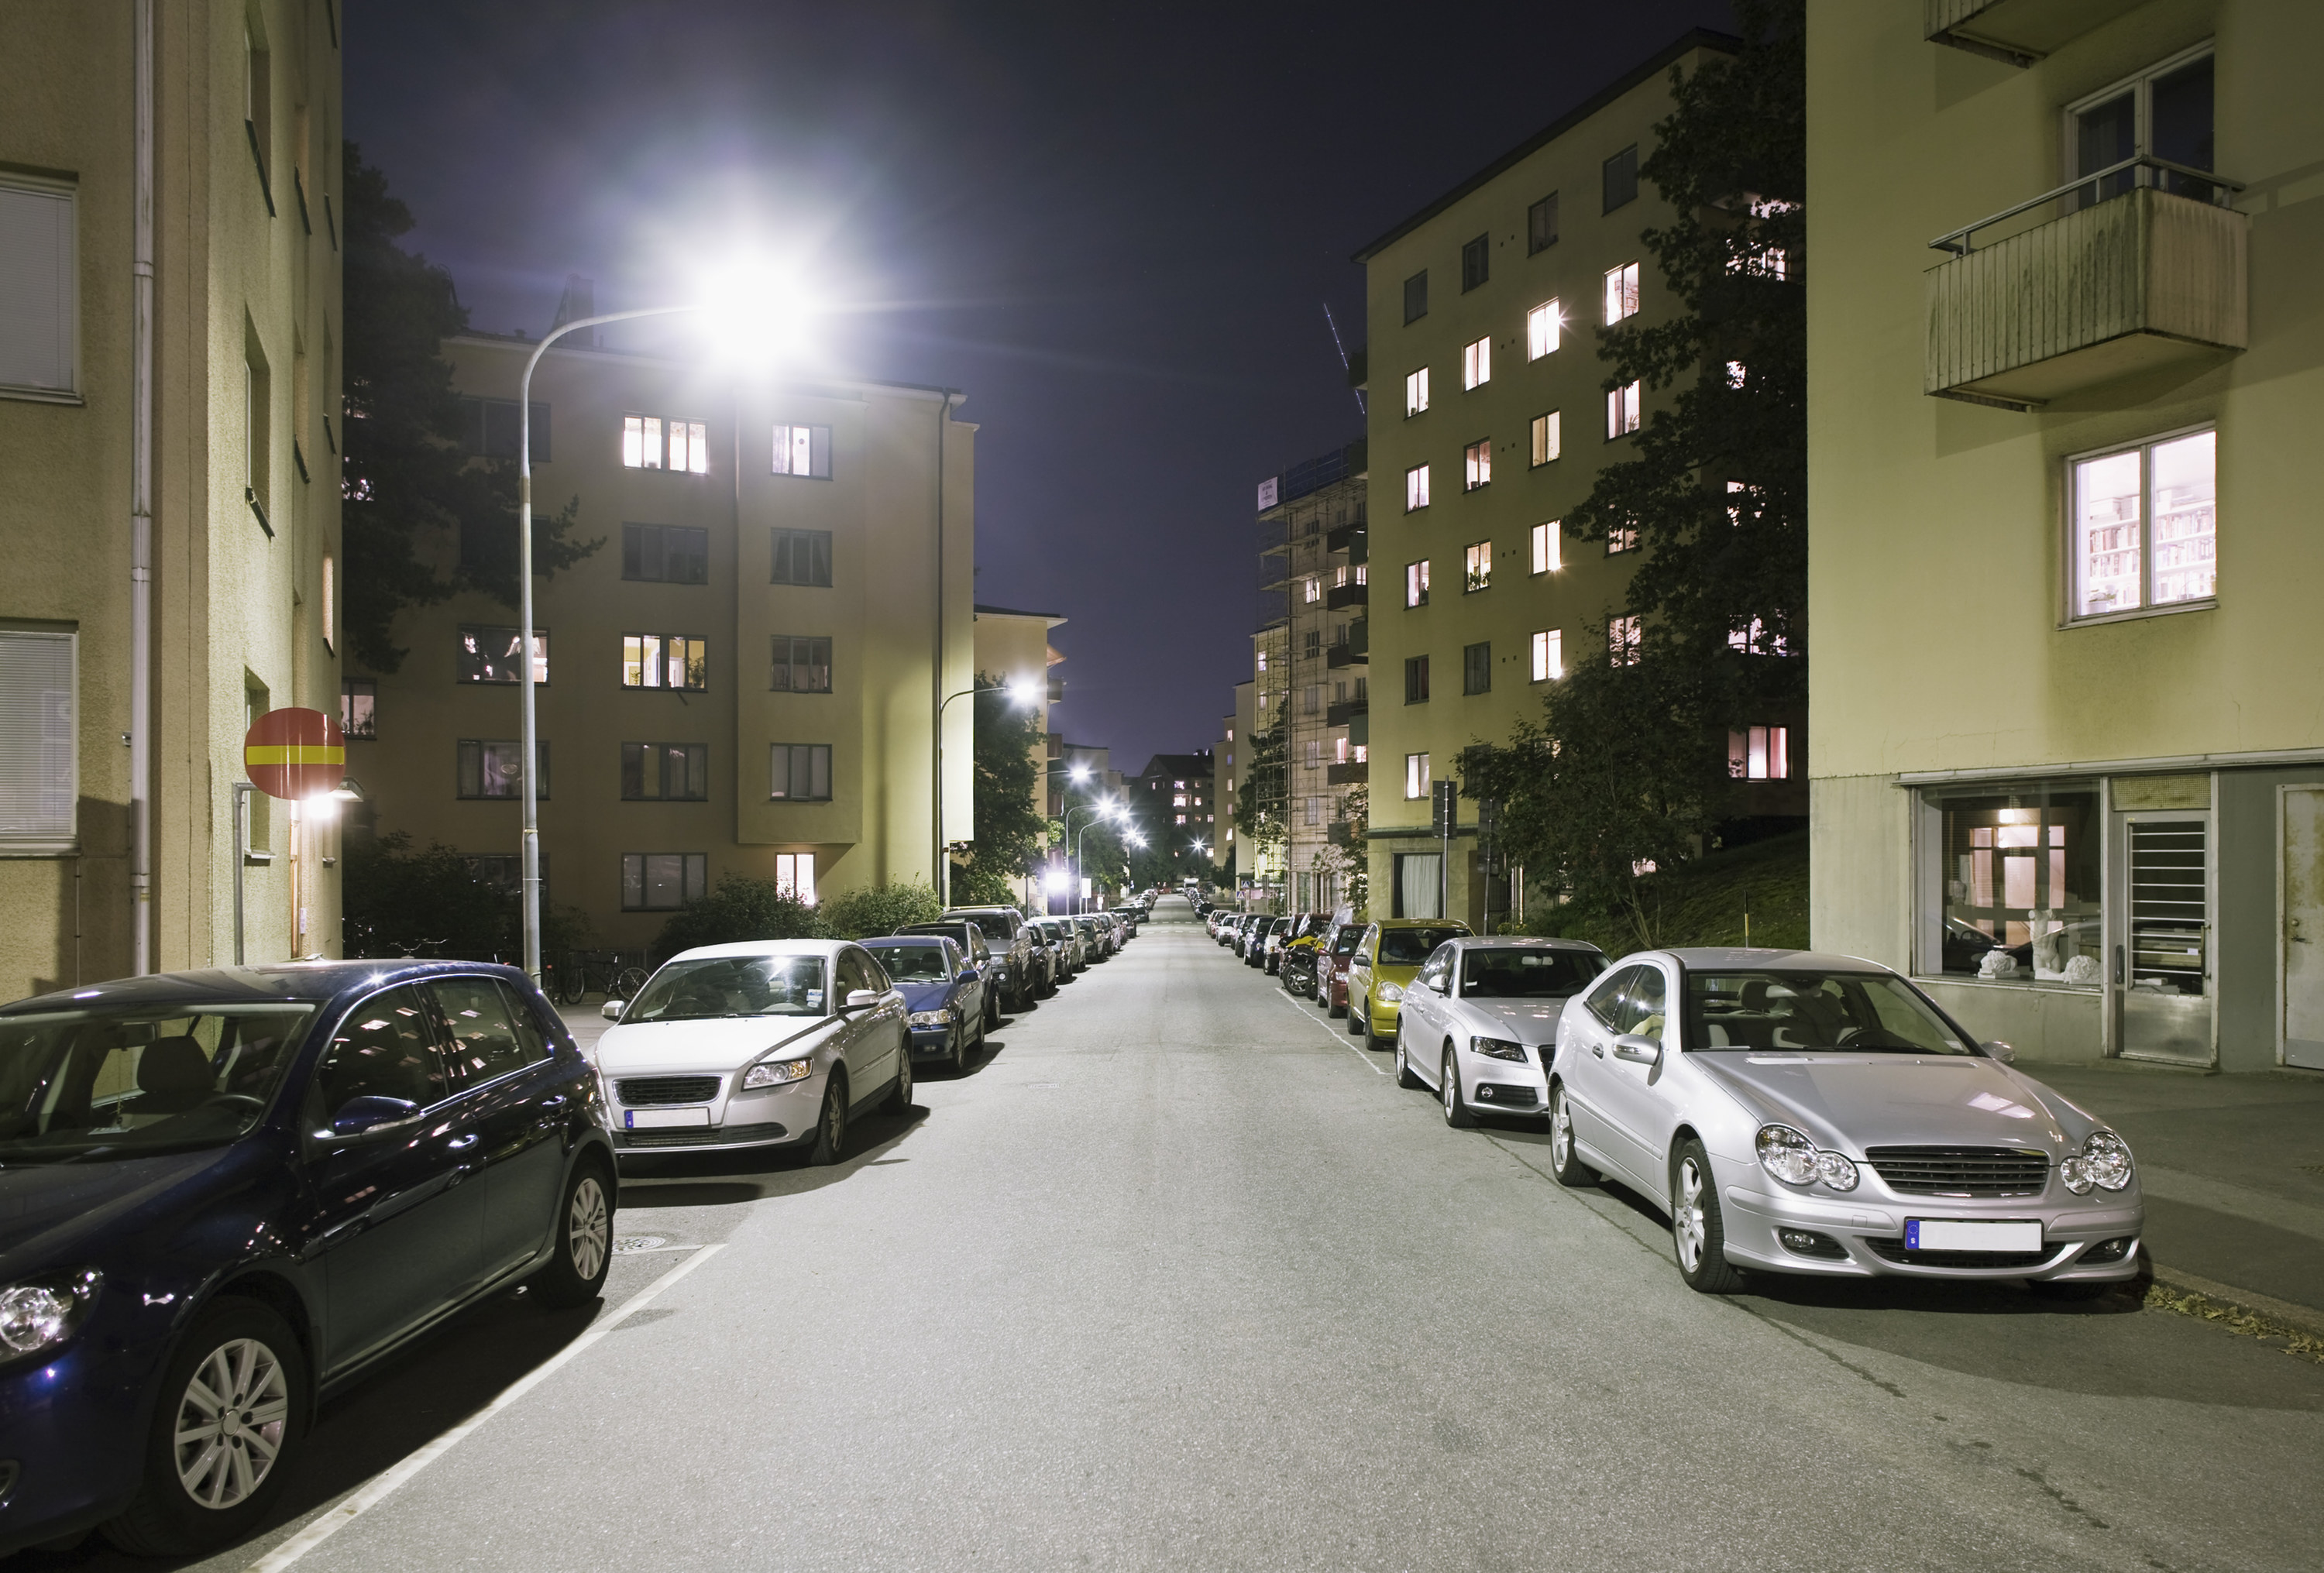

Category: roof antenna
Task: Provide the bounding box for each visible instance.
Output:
[1322,301,1365,417]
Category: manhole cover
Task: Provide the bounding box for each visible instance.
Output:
[613,1235,671,1254]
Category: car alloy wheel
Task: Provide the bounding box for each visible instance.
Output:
[885,1042,914,1112]
[1547,1084,1596,1188]
[1672,1141,1747,1293]
[1442,1046,1476,1128]
[174,1337,290,1510]
[567,1173,611,1283]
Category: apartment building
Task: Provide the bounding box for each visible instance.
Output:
[1353,30,1741,925]
[0,2,342,995]
[350,329,973,951]
[1811,1,2322,1072]
[1257,442,1369,913]
[1128,751,1216,860]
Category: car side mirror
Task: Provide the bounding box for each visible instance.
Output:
[844,989,879,1011]
[1982,1039,2017,1064]
[329,1094,420,1137]
[601,1000,625,1021]
[1429,975,1449,994]
[1611,1034,1662,1066]
[959,968,979,984]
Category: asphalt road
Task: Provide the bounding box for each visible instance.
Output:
[26,899,2324,1572]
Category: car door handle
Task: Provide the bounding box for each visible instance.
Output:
[1591,1043,1604,1058]
[540,1095,569,1111]
[447,1133,480,1150]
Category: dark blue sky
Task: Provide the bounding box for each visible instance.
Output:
[346,0,1734,771]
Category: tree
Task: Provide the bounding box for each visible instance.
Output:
[1232,709,1287,883]
[1470,2,1805,937]
[342,830,588,961]
[957,674,1048,905]
[651,874,820,962]
[818,881,943,939]
[339,143,598,673]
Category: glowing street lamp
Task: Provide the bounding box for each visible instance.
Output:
[934,678,1042,905]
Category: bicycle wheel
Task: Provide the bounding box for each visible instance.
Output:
[557,957,586,1005]
[613,966,648,1000]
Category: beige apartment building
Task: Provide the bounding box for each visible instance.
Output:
[1354,30,1755,925]
[0,1,342,997]
[1810,1,2322,1072]
[349,330,973,953]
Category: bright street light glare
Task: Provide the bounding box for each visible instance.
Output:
[1070,765,1091,783]
[1007,679,1041,708]
[693,263,820,368]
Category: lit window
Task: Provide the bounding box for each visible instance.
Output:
[457,624,548,685]
[1304,575,1321,603]
[319,555,335,652]
[1603,262,1640,325]
[622,634,709,691]
[1726,360,1747,389]
[1463,438,1490,491]
[1463,541,1491,592]
[1728,617,1790,656]
[1174,779,1186,788]
[1404,752,1430,800]
[621,415,662,469]
[621,853,707,912]
[1176,813,1187,826]
[1607,520,1638,555]
[1607,381,1641,438]
[1353,744,1367,764]
[1463,335,1490,390]
[1728,726,1791,780]
[340,677,376,740]
[771,743,834,801]
[1726,479,1751,528]
[1405,463,1430,512]
[1405,367,1429,415]
[1531,521,1560,574]
[1173,794,1188,807]
[1527,300,1561,360]
[775,853,816,904]
[1404,559,1429,608]
[1305,739,1322,767]
[2071,429,2216,619]
[1334,737,1349,764]
[1530,411,1560,467]
[1609,615,1641,666]
[772,423,834,479]
[0,176,77,395]
[1531,629,1563,682]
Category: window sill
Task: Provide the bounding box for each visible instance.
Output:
[2061,598,2217,630]
[0,385,83,407]
[0,839,81,858]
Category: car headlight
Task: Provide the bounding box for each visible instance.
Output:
[2061,1129,2134,1194]
[741,1056,813,1090]
[0,1269,101,1360]
[1471,1036,1527,1063]
[1755,1124,1858,1190]
[1378,983,1404,1003]
[908,1009,955,1028]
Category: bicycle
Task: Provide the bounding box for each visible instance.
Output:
[556,949,651,1005]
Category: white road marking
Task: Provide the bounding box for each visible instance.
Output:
[247,1243,727,1571]
[1270,985,1386,1075]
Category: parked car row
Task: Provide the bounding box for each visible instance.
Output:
[1218,912,2148,1303]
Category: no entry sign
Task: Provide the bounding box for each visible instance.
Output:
[244,707,345,800]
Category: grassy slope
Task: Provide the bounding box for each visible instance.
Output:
[1524,829,1810,956]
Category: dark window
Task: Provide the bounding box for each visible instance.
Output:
[1528,193,1559,254]
[1404,654,1430,705]
[456,397,549,462]
[457,740,548,800]
[424,976,547,1091]
[621,742,709,801]
[1460,233,1490,292]
[1403,270,1428,325]
[621,853,706,911]
[1603,145,1639,213]
[772,635,833,692]
[456,625,545,685]
[772,527,833,586]
[772,743,833,801]
[623,524,710,584]
[1463,641,1491,695]
[341,678,376,739]
[314,985,443,1113]
[462,853,548,903]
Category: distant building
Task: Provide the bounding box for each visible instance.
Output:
[0,2,343,991]
[1128,751,1217,864]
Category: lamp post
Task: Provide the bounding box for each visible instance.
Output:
[932,679,1040,907]
[1074,804,1124,914]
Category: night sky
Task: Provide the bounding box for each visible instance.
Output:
[346,0,1735,773]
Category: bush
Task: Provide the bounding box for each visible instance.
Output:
[653,874,820,962]
[342,830,590,962]
[816,881,943,940]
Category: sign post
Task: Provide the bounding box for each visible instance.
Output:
[240,708,344,965]
[1432,778,1459,922]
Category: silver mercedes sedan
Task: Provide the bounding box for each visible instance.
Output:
[1547,948,2144,1296]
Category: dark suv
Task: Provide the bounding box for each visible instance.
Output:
[940,906,1038,1011]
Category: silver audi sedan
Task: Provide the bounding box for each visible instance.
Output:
[1547,948,2144,1296]
[1391,936,1610,1121]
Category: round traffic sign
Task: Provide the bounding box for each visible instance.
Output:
[244,707,345,800]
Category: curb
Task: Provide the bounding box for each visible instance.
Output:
[2147,1264,2324,1350]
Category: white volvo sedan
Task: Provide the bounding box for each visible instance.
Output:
[1393,937,1610,1121]
[593,939,911,1165]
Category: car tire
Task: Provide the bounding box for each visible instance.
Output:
[950,1020,971,1075]
[1442,1046,1477,1128]
[808,1073,849,1165]
[531,1156,616,1308]
[1349,998,1366,1036]
[1328,989,1346,1018]
[1672,1139,1748,1293]
[102,1298,308,1558]
[1394,1026,1422,1088]
[1547,1083,1598,1187]
[884,1042,914,1113]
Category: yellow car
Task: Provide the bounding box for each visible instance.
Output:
[1346,919,1472,1047]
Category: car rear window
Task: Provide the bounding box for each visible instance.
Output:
[1379,926,1465,963]
[1459,949,1603,998]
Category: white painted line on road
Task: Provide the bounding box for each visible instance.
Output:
[1270,987,1387,1075]
[247,1243,727,1572]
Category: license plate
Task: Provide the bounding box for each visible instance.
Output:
[625,1107,710,1130]
[1906,1218,2042,1252]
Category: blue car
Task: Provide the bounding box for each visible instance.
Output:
[859,936,987,1076]
[0,960,615,1558]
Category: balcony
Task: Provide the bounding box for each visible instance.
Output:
[1924,0,2147,67]
[1326,761,1367,785]
[1329,820,1356,847]
[1325,699,1367,729]
[1927,173,2246,411]
[1325,620,1367,669]
[1325,523,1368,558]
[1325,581,1367,611]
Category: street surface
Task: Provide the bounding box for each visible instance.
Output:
[26,900,2324,1572]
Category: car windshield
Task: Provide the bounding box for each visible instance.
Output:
[869,943,952,983]
[0,1003,319,1163]
[1684,971,1975,1054]
[626,956,827,1022]
[1380,926,1465,964]
[1460,949,1603,998]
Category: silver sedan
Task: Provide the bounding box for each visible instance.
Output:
[1546,948,2144,1296]
[1391,936,1609,1122]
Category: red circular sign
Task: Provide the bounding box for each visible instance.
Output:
[244,707,346,801]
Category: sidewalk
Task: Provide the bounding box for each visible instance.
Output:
[2028,1059,2324,1331]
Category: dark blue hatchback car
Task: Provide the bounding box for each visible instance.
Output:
[0,960,614,1558]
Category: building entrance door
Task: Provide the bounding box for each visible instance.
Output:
[2281,787,2324,1070]
[2114,812,2214,1066]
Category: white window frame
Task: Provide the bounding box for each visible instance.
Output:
[0,176,79,401]
[1607,381,1641,439]
[2061,40,2217,195]
[1404,752,1430,800]
[1603,261,1640,325]
[1531,410,1561,467]
[1531,521,1561,575]
[1531,629,1563,683]
[775,852,817,905]
[1404,558,1429,608]
[1404,463,1430,512]
[2062,422,2218,627]
[1609,615,1641,666]
[0,627,78,853]
[1463,540,1491,592]
[1462,335,1491,390]
[772,423,834,479]
[1463,438,1490,492]
[1526,299,1561,361]
[1404,366,1429,416]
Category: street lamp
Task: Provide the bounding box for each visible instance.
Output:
[1074,802,1127,914]
[933,678,1040,906]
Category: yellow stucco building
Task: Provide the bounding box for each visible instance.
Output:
[0,1,342,995]
[1810,0,2324,1070]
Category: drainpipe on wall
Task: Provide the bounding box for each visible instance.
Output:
[129,0,156,974]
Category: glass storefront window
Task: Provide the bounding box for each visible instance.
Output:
[1928,785,2102,987]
